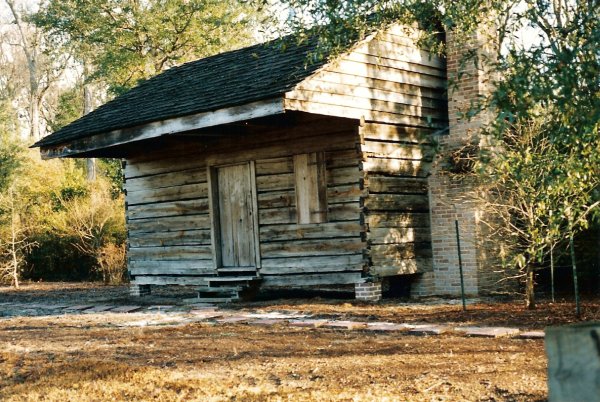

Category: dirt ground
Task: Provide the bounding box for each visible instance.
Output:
[0,281,591,401]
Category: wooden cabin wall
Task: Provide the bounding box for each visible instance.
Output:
[359,122,435,278]
[124,155,212,285]
[123,114,366,287]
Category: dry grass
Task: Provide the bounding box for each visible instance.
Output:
[0,314,547,401]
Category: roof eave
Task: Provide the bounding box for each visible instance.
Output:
[38,97,286,159]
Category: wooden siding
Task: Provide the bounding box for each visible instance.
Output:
[285,25,447,129]
[125,115,367,287]
[359,122,434,277]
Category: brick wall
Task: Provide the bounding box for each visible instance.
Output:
[412,27,496,297]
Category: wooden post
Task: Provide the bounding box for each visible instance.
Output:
[546,323,600,402]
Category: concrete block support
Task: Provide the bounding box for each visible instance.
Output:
[355,282,382,301]
[130,283,151,297]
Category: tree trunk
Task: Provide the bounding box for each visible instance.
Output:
[525,265,535,309]
[9,189,19,289]
[83,64,96,181]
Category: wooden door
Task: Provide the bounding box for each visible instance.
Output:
[216,163,257,267]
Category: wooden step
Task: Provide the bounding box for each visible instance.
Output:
[217,267,257,273]
[208,276,260,282]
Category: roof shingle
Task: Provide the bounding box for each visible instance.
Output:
[35,37,326,148]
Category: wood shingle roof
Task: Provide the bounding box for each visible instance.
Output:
[35,37,326,148]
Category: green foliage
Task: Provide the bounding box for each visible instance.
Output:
[34,0,264,94]
[49,85,84,132]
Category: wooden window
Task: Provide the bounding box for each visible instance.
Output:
[293,152,327,224]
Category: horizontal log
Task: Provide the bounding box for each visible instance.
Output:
[255,157,294,176]
[262,272,364,287]
[365,176,428,194]
[301,70,443,102]
[346,50,445,78]
[127,214,210,234]
[360,122,435,144]
[128,229,212,247]
[328,184,364,203]
[132,276,213,286]
[366,212,430,228]
[259,221,364,241]
[258,190,295,209]
[130,266,216,276]
[286,89,446,120]
[285,99,445,129]
[125,158,205,179]
[129,259,214,270]
[127,183,208,205]
[370,258,433,276]
[325,149,361,169]
[127,198,209,220]
[353,39,445,69]
[328,166,360,186]
[369,243,433,260]
[260,264,363,275]
[259,202,361,225]
[361,140,435,161]
[124,167,207,192]
[361,158,432,177]
[363,194,429,212]
[256,173,294,192]
[367,227,431,244]
[260,254,365,269]
[128,245,212,260]
[261,238,364,258]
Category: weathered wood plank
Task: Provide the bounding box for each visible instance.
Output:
[127,214,210,234]
[299,70,443,101]
[258,203,360,225]
[328,184,364,203]
[261,238,364,258]
[366,212,430,228]
[129,259,214,270]
[256,173,295,192]
[125,158,204,179]
[362,140,435,161]
[364,194,429,212]
[325,57,446,88]
[128,245,212,260]
[370,243,433,260]
[284,99,445,129]
[294,152,328,224]
[260,254,364,270]
[262,272,364,286]
[130,266,215,276]
[128,229,212,247]
[345,50,445,78]
[360,122,435,144]
[255,157,294,176]
[328,166,360,186]
[361,158,432,177]
[365,176,428,194]
[127,182,208,205]
[127,198,209,220]
[124,168,207,192]
[367,227,431,244]
[325,149,361,168]
[259,221,364,241]
[370,259,433,276]
[286,90,446,120]
[258,190,296,209]
[259,264,363,275]
[132,276,214,286]
[353,39,445,69]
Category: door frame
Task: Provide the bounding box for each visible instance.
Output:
[207,161,261,270]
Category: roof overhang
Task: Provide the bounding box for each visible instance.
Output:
[39,97,285,159]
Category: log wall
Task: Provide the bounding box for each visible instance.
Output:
[124,115,366,287]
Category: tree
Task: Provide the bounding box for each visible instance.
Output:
[34,0,264,95]
[2,0,71,140]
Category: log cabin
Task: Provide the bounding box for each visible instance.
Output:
[34,23,492,301]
